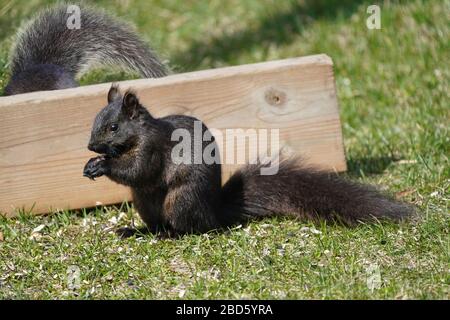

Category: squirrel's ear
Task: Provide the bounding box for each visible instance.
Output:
[108,84,121,103]
[122,90,139,119]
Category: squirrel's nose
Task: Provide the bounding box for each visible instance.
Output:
[88,142,108,154]
[88,142,98,152]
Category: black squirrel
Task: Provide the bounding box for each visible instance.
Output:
[83,85,415,237]
[4,4,167,95]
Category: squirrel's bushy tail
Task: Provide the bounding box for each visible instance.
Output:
[220,158,415,226]
[6,4,167,95]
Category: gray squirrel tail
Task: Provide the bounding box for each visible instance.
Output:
[5,4,168,95]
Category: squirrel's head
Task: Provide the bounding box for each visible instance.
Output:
[87,84,152,158]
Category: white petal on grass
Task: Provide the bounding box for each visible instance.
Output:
[262,247,270,256]
[108,216,118,225]
[396,159,417,165]
[300,226,321,234]
[6,262,15,271]
[29,233,42,241]
[178,289,186,298]
[32,224,46,233]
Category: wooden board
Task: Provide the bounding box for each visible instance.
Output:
[0,54,346,217]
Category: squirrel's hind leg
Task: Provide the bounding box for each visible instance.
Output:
[163,184,220,234]
[115,225,180,240]
[115,224,172,239]
[115,226,150,239]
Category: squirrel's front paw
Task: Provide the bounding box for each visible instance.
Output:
[83,156,109,180]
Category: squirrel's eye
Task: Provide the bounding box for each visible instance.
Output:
[110,123,118,132]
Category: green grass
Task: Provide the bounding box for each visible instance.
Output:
[0,0,448,299]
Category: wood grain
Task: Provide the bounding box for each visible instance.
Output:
[0,54,346,217]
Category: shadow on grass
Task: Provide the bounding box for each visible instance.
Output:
[171,0,367,70]
[346,155,397,178]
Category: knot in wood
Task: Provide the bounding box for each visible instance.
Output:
[264,88,286,107]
